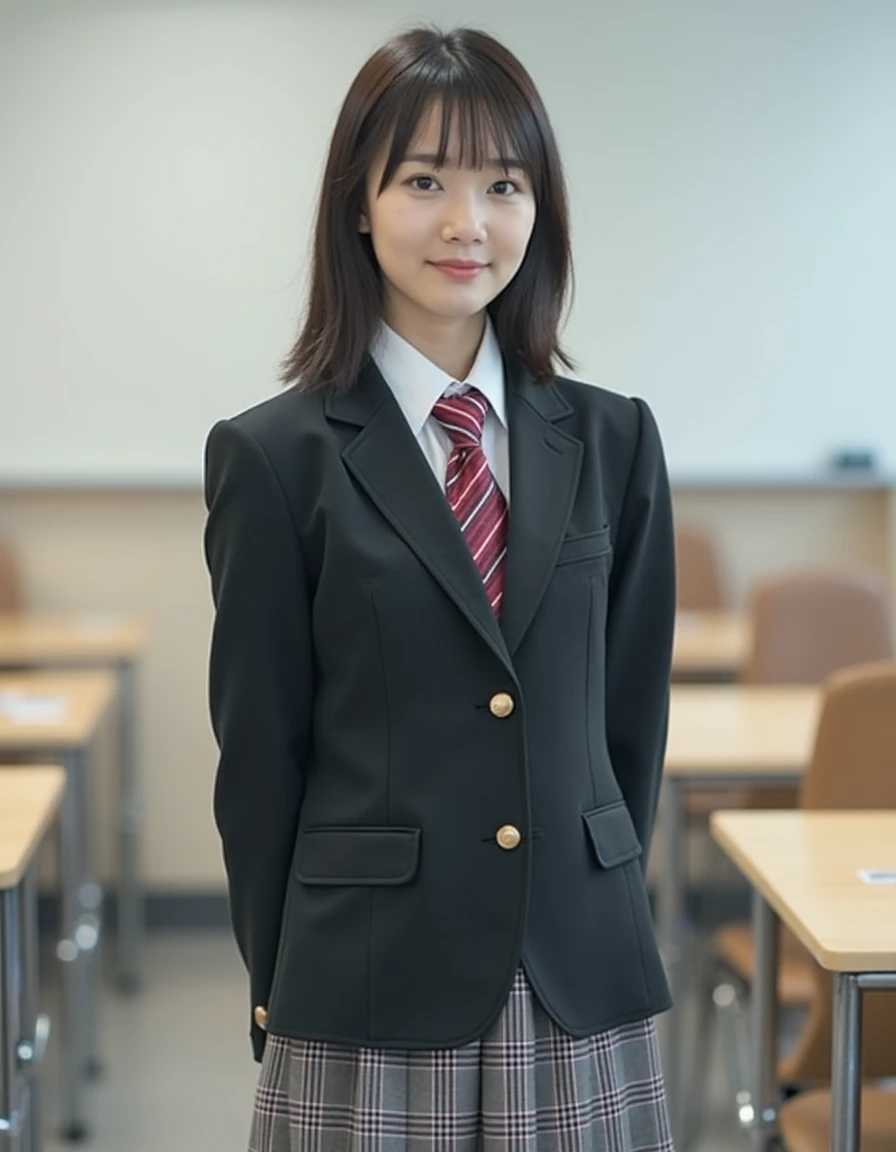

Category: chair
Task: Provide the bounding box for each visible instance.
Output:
[674,526,727,611]
[705,662,896,1146]
[0,539,23,613]
[674,528,732,821]
[743,570,894,685]
[688,568,894,936]
[731,568,895,812]
[779,1086,896,1152]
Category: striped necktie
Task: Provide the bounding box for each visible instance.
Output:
[431,387,508,619]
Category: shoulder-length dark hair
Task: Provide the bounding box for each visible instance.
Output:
[281,25,574,392]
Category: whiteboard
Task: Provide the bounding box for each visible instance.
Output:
[1,0,895,485]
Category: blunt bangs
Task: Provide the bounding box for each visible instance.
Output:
[372,72,546,199]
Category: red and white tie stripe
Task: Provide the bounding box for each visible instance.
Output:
[431,387,508,619]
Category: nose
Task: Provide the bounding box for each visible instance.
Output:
[440,189,487,246]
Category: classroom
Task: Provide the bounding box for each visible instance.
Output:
[1,1,894,1150]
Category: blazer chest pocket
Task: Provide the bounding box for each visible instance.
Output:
[296,826,421,886]
[582,802,642,868]
[556,526,612,567]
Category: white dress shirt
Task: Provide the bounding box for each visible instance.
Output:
[370,317,510,503]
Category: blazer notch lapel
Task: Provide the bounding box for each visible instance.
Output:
[335,380,512,669]
[500,373,584,656]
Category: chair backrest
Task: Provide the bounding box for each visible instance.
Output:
[800,661,896,810]
[674,526,727,610]
[743,570,893,685]
[0,539,22,613]
[780,661,896,1085]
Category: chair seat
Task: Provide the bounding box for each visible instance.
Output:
[779,1087,896,1152]
[714,923,815,1007]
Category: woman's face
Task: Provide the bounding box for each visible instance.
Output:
[360,106,537,341]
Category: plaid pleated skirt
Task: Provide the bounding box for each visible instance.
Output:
[248,967,673,1152]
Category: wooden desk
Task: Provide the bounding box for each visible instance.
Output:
[0,672,117,750]
[0,769,65,886]
[0,672,117,1141]
[0,615,146,665]
[672,611,750,681]
[659,684,821,1149]
[0,613,148,992]
[1,767,66,1152]
[711,812,896,1152]
[665,684,819,775]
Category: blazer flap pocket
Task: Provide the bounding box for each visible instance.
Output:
[556,526,612,567]
[297,826,421,886]
[582,803,642,868]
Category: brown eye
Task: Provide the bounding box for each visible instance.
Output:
[409,176,441,192]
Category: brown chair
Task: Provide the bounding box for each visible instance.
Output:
[674,526,727,611]
[733,568,895,813]
[779,1086,896,1152]
[0,539,23,613]
[704,663,896,1146]
[684,568,893,836]
[780,661,896,1082]
[674,527,733,818]
[743,570,894,685]
[688,568,894,882]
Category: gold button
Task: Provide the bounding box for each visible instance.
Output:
[489,692,515,718]
[496,824,521,850]
[254,1005,268,1030]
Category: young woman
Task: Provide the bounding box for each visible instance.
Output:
[204,24,676,1152]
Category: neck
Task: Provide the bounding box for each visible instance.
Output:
[383,302,487,381]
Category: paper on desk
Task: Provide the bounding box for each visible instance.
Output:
[858,869,896,885]
[0,692,67,723]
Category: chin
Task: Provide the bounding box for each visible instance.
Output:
[421,291,497,320]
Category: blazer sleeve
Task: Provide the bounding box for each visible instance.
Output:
[203,418,312,1062]
[605,398,675,868]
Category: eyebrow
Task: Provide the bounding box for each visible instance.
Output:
[402,152,526,170]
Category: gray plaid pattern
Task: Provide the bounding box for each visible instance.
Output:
[249,968,673,1151]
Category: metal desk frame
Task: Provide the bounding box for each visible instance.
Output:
[751,893,896,1152]
[0,658,142,995]
[656,769,801,1150]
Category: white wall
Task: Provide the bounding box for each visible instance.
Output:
[2,0,895,482]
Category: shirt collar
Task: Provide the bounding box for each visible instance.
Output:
[370,316,507,438]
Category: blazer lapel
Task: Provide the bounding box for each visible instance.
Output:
[328,360,512,669]
[500,362,584,658]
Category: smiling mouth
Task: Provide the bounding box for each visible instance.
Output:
[429,262,488,280]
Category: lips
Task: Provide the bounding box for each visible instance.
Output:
[430,261,487,281]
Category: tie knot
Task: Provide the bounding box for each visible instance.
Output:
[431,387,489,449]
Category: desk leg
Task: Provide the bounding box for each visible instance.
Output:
[0,885,23,1148]
[74,745,103,1082]
[116,661,143,993]
[831,974,862,1152]
[18,865,43,1152]
[750,892,779,1151]
[55,754,89,1142]
[657,778,685,1151]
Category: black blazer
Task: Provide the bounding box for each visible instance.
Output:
[204,356,675,1062]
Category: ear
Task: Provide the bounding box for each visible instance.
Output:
[358,207,371,234]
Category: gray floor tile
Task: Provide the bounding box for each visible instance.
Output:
[40,931,258,1151]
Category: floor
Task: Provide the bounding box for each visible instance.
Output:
[34,930,750,1151]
